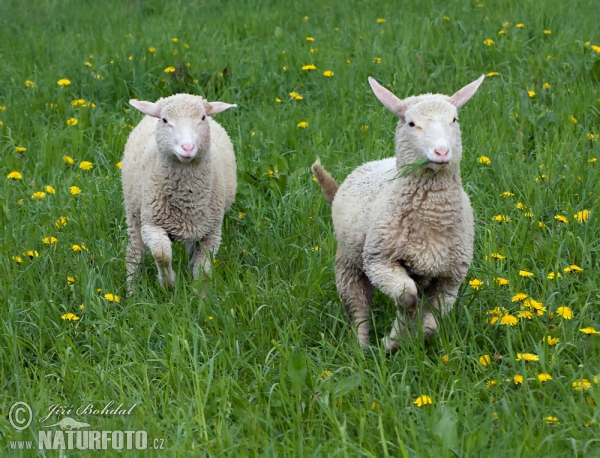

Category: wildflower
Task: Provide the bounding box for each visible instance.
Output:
[516,202,527,210]
[486,72,499,77]
[45,186,55,194]
[7,171,22,180]
[517,353,539,362]
[524,211,533,217]
[116,161,122,169]
[283,66,288,71]
[486,380,497,388]
[16,146,27,153]
[148,46,156,53]
[580,327,600,335]
[511,293,527,302]
[492,215,510,223]
[346,59,351,64]
[289,92,303,101]
[592,45,600,53]
[479,354,491,366]
[519,270,534,277]
[164,66,175,73]
[104,293,121,303]
[67,276,76,285]
[572,379,592,391]
[516,23,525,28]
[588,157,597,162]
[442,355,449,364]
[500,314,518,326]
[522,298,546,316]
[564,265,582,273]
[377,18,385,23]
[79,304,85,310]
[493,277,509,286]
[323,70,334,77]
[546,336,560,346]
[66,118,78,126]
[297,121,308,128]
[275,97,281,103]
[514,375,523,385]
[490,253,506,260]
[538,373,552,382]
[79,161,93,171]
[544,30,551,35]
[478,156,491,164]
[43,236,58,244]
[498,30,506,35]
[556,306,573,320]
[547,272,561,280]
[302,64,317,71]
[554,215,568,224]
[31,192,45,199]
[238,212,244,219]
[574,210,590,222]
[61,313,80,321]
[543,82,551,89]
[72,244,82,252]
[484,39,494,46]
[517,311,533,319]
[373,57,381,63]
[54,216,68,228]
[306,37,314,42]
[57,78,71,86]
[545,416,559,424]
[413,395,432,407]
[528,91,535,98]
[63,155,74,165]
[571,115,578,123]
[469,279,483,290]
[70,186,81,195]
[500,191,513,197]
[72,99,85,107]
[443,16,450,21]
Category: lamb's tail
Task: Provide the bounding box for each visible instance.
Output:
[311,157,339,205]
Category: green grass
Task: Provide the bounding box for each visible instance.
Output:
[1,0,600,455]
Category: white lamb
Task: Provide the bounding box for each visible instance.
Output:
[312,75,484,352]
[122,93,237,291]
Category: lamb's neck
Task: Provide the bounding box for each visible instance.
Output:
[155,152,213,191]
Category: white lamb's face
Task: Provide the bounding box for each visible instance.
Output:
[402,99,462,171]
[157,103,210,164]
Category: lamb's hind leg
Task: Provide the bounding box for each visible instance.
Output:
[141,225,175,289]
[188,226,223,279]
[422,279,460,340]
[335,248,374,348]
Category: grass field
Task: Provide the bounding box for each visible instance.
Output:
[1,0,600,455]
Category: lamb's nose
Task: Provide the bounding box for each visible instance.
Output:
[434,147,450,161]
[181,144,195,152]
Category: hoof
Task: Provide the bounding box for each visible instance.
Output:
[382,336,400,354]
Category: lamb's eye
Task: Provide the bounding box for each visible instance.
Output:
[408,122,415,127]
[202,115,206,121]
[453,117,457,123]
[162,118,168,124]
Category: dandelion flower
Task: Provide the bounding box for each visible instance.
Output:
[514,374,523,384]
[297,121,309,128]
[544,30,551,35]
[43,236,58,244]
[373,57,381,63]
[500,314,518,326]
[486,72,499,77]
[572,379,591,391]
[148,46,156,53]
[519,270,534,277]
[469,279,483,290]
[117,161,122,169]
[377,18,385,23]
[500,191,513,197]
[518,310,533,319]
[275,98,281,103]
[323,70,334,77]
[493,277,509,286]
[104,293,121,303]
[592,45,600,53]
[538,373,552,382]
[63,155,74,165]
[486,380,497,388]
[516,23,525,28]
[574,210,590,222]
[66,118,78,126]
[16,146,27,153]
[511,293,528,302]
[546,336,560,346]
[528,91,535,98]
[289,92,303,101]
[54,216,68,228]
[442,355,449,364]
[517,353,539,362]
[31,192,45,199]
[570,115,578,123]
[164,66,175,73]
[12,255,23,263]
[7,171,22,180]
[57,78,71,86]
[70,186,81,195]
[580,327,600,335]
[413,395,432,407]
[302,64,317,71]
[564,265,582,273]
[25,80,35,87]
[556,306,573,320]
[588,157,597,162]
[492,215,510,223]
[67,276,76,285]
[484,39,495,46]
[543,82,551,89]
[545,416,559,424]
[479,354,491,366]
[72,244,82,252]
[490,253,506,260]
[306,37,314,42]
[61,313,80,321]
[478,156,491,164]
[554,215,568,224]
[79,161,93,171]
[238,212,244,219]
[547,272,561,280]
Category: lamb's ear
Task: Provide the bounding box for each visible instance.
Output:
[205,102,237,116]
[129,100,161,118]
[449,75,485,109]
[368,77,407,118]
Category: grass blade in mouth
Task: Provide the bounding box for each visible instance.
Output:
[392,158,432,179]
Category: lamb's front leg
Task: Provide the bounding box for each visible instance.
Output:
[422,278,461,339]
[141,225,175,289]
[189,226,223,279]
[363,256,418,354]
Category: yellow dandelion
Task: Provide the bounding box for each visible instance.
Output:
[413,395,432,407]
[371,402,380,410]
[25,80,35,87]
[493,277,509,286]
[572,379,592,391]
[148,46,156,53]
[377,18,385,24]
[469,279,483,290]
[514,374,523,385]
[500,191,513,197]
[580,327,600,335]
[323,70,334,77]
[43,236,58,244]
[574,210,590,222]
[546,336,560,346]
[57,78,71,86]
[302,64,317,71]
[516,202,527,210]
[592,45,600,53]
[7,171,22,180]
[67,276,76,285]
[72,99,85,107]
[517,353,539,362]
[164,66,175,73]
[511,293,528,302]
[104,293,121,303]
[500,314,518,326]
[564,265,582,273]
[289,92,303,101]
[490,253,506,260]
[12,255,23,263]
[275,97,281,103]
[61,313,80,321]
[486,380,497,388]
[516,23,525,28]
[297,121,308,128]
[571,115,578,123]
[547,272,561,280]
[117,161,122,169]
[306,37,314,42]
[492,215,510,223]
[66,118,78,126]
[63,155,74,165]
[70,186,81,195]
[528,91,536,98]
[79,161,93,170]
[16,146,27,153]
[72,244,82,252]
[478,156,491,165]
[538,373,552,382]
[545,416,559,424]
[498,30,506,35]
[544,30,551,35]
[518,310,533,320]
[479,354,492,366]
[519,270,534,277]
[54,216,68,228]
[554,215,568,224]
[45,185,55,194]
[442,355,449,364]
[31,191,45,199]
[484,39,495,46]
[543,82,551,89]
[556,306,573,320]
[589,134,597,141]
[486,72,499,77]
[373,57,381,63]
